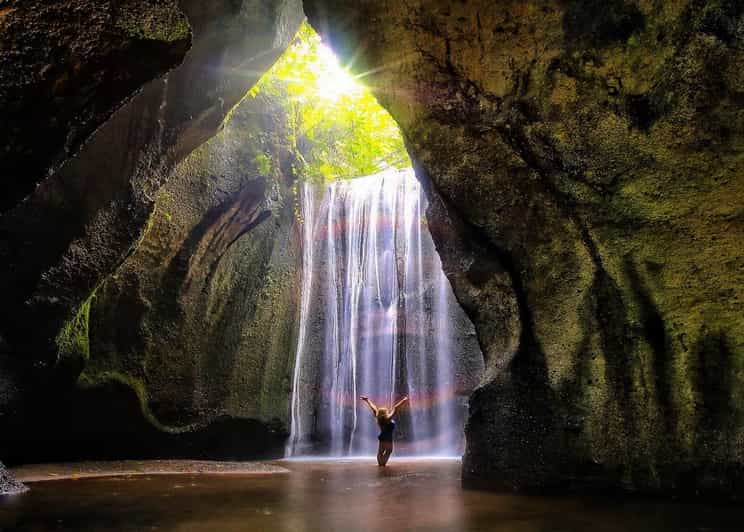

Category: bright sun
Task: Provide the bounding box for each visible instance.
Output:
[314,43,364,101]
[247,22,410,180]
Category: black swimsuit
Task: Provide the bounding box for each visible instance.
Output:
[378,419,395,442]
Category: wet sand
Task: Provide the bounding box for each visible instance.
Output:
[10,460,288,482]
[2,458,744,531]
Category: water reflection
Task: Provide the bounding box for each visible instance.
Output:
[2,460,744,531]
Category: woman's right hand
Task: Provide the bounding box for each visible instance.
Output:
[360,396,369,402]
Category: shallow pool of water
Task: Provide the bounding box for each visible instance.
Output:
[2,459,743,531]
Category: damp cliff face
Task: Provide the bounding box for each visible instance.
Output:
[1,0,742,498]
[305,0,744,495]
[84,90,300,458]
[0,0,302,376]
[0,1,304,460]
[1,88,301,462]
[0,0,191,213]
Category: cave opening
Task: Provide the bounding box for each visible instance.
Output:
[3,0,744,527]
[245,22,411,182]
[245,22,485,458]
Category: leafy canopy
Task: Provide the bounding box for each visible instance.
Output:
[248,23,410,181]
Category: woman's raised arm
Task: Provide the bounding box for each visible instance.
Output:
[360,396,378,416]
[390,396,409,417]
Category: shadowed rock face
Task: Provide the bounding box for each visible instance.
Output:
[1,0,743,497]
[0,1,304,451]
[304,0,744,495]
[83,91,301,451]
[0,88,301,463]
[0,0,191,213]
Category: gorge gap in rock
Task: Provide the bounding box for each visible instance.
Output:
[0,0,742,505]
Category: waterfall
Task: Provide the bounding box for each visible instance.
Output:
[287,168,475,457]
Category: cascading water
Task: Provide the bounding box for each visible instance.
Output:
[287,168,482,457]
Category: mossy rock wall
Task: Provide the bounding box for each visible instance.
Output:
[1,90,301,462]
[0,0,303,385]
[305,0,744,496]
[0,0,191,213]
[0,1,304,461]
[84,90,301,439]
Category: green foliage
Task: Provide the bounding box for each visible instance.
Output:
[248,23,410,181]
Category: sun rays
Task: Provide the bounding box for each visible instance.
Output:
[245,22,410,181]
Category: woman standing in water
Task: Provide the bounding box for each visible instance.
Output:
[360,395,409,466]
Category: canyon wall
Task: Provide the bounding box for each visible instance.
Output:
[1,0,743,498]
[305,0,744,495]
[2,88,301,463]
[0,0,304,463]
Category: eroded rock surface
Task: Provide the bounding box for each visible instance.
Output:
[1,0,742,498]
[0,88,301,462]
[0,461,26,495]
[305,0,744,495]
[0,1,303,460]
[0,0,191,213]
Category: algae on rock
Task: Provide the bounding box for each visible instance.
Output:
[304,0,744,496]
[77,89,302,454]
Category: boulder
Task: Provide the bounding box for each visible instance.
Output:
[0,462,27,495]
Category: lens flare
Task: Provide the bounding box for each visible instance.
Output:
[314,43,364,100]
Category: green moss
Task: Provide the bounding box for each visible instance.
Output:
[137,203,159,246]
[255,153,273,175]
[115,1,190,43]
[55,292,95,364]
[77,369,193,434]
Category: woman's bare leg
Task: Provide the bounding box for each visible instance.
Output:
[386,448,394,465]
[377,443,386,466]
[378,442,393,466]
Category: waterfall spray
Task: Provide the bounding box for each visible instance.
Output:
[287,168,469,457]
